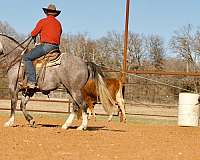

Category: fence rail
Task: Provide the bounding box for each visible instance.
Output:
[0,98,178,119]
[2,69,198,120]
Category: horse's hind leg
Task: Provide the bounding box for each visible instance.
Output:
[4,90,18,127]
[74,92,88,130]
[20,94,35,127]
[116,89,126,123]
[77,105,88,130]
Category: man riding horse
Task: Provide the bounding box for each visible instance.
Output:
[23,4,62,89]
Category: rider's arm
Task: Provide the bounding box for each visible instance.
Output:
[31,19,44,37]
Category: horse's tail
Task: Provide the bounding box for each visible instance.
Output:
[86,62,115,115]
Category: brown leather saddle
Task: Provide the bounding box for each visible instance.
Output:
[19,49,61,89]
[33,48,61,65]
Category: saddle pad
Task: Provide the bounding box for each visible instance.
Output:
[36,52,66,68]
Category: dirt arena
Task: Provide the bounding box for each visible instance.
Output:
[0,112,200,160]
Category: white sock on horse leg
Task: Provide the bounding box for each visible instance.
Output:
[4,115,15,127]
[77,111,88,130]
[62,111,76,129]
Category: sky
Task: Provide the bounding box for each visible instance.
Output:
[0,0,200,43]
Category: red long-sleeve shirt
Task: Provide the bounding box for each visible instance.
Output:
[31,15,62,45]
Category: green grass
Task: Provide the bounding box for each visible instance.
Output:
[125,115,177,125]
[95,114,177,125]
[0,111,177,126]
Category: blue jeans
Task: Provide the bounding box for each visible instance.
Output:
[23,44,59,83]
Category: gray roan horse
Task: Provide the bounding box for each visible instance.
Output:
[0,34,115,130]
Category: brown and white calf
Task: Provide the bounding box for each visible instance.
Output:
[80,78,126,122]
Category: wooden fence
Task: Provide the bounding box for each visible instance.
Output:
[1,70,200,119]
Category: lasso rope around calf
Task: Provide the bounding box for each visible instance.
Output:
[97,64,196,94]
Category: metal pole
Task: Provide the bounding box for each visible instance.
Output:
[122,0,130,83]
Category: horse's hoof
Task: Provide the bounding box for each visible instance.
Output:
[29,120,36,128]
[4,121,14,127]
[61,125,69,130]
[77,126,87,131]
[3,122,14,127]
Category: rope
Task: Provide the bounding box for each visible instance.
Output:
[14,37,33,91]
[96,64,197,94]
[0,35,32,62]
[126,72,194,93]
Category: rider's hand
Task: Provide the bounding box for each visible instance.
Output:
[32,36,36,44]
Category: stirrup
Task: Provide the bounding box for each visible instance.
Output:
[27,82,37,89]
[18,81,27,88]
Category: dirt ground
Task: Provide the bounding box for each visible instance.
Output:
[0,113,200,160]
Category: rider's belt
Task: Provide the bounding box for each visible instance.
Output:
[41,42,58,46]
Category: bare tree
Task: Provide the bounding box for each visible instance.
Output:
[96,31,123,68]
[170,24,200,92]
[170,24,197,72]
[127,32,146,70]
[95,37,111,65]
[193,29,200,68]
[61,33,99,62]
[146,35,165,70]
[60,34,71,54]
[84,40,97,62]
[0,21,21,40]
[73,33,87,59]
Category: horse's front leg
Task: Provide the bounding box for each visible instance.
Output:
[61,109,76,129]
[62,104,88,130]
[20,93,35,127]
[4,90,18,127]
[62,100,77,129]
[62,90,88,130]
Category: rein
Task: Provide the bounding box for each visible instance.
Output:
[14,37,33,90]
[0,34,32,62]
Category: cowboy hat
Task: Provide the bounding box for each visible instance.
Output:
[42,4,61,17]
